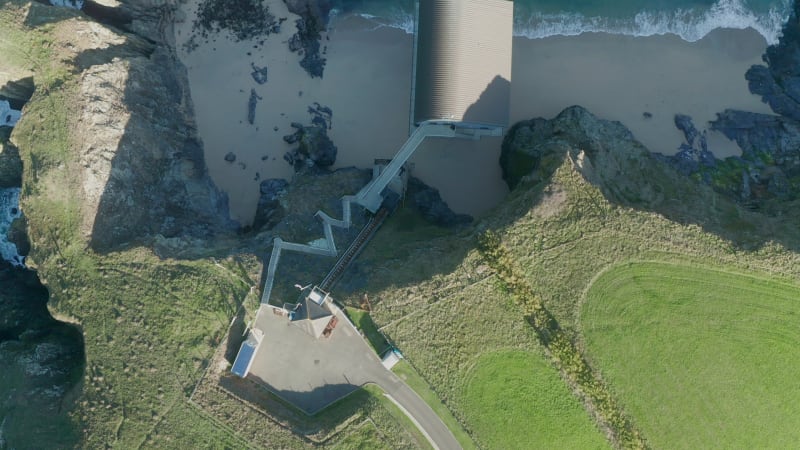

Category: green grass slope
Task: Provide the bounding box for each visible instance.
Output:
[582,262,800,449]
[463,350,608,450]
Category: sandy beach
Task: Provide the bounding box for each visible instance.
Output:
[175,1,773,226]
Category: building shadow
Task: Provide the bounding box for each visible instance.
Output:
[218,373,371,438]
[462,75,511,127]
[70,24,238,253]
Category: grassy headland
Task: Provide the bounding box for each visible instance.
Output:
[582,261,800,449]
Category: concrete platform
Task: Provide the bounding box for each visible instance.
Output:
[246,303,387,414]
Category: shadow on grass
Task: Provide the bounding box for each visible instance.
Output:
[219,374,370,438]
[345,307,390,354]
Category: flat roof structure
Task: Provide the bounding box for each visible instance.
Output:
[241,302,388,414]
[231,329,262,378]
[412,0,513,127]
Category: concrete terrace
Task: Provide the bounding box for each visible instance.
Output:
[245,301,387,414]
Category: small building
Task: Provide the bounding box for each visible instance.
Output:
[231,328,262,378]
[231,286,341,378]
[381,348,403,370]
[286,286,338,339]
[412,0,513,128]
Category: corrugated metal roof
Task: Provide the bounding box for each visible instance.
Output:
[413,0,513,126]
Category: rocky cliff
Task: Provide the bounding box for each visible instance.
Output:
[655,2,800,210]
[64,0,237,251]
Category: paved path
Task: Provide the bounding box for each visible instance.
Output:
[331,307,462,450]
[374,372,461,450]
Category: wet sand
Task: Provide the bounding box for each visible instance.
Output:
[175,2,772,226]
[512,28,774,157]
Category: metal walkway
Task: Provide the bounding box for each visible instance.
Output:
[260,120,501,305]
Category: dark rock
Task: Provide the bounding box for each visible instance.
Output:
[0,76,35,109]
[711,110,800,171]
[250,62,268,84]
[643,111,652,119]
[407,177,472,227]
[740,169,752,201]
[224,151,236,162]
[192,0,280,42]
[0,144,23,188]
[253,178,288,230]
[298,125,336,166]
[501,106,648,190]
[247,88,262,124]
[283,0,330,78]
[308,102,332,129]
[658,114,718,178]
[282,0,332,31]
[8,215,30,257]
[260,178,288,198]
[282,105,337,171]
[674,114,699,147]
[745,2,800,120]
[0,263,84,450]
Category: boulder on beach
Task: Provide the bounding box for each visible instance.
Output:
[250,63,268,84]
[247,88,261,124]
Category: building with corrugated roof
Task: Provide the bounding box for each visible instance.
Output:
[412,0,513,128]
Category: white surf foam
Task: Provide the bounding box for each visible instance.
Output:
[331,0,790,45]
[514,0,791,44]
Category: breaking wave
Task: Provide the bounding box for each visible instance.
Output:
[331,0,791,45]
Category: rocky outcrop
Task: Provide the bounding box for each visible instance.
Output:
[745,1,800,121]
[695,4,800,205]
[407,177,472,227]
[711,110,800,167]
[501,106,680,209]
[191,0,280,42]
[502,106,650,188]
[75,33,236,250]
[657,115,716,178]
[283,104,337,171]
[284,0,330,78]
[250,62,268,84]
[252,178,287,231]
[247,88,262,124]
[283,0,331,30]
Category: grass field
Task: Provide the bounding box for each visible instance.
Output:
[582,262,800,449]
[462,350,609,450]
[345,307,391,354]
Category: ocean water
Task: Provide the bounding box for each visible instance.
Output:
[331,0,792,44]
[0,187,24,267]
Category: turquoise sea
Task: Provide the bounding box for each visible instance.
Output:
[331,0,792,44]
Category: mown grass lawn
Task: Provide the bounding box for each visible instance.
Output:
[582,261,800,449]
[462,350,609,450]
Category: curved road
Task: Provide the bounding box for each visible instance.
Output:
[369,370,461,450]
[331,307,461,450]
